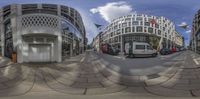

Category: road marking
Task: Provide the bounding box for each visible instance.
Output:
[113,56,126,60]
[113,56,121,59]
[193,59,199,65]
[80,57,85,62]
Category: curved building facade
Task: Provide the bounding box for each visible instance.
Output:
[191,9,200,53]
[0,4,86,63]
[102,14,183,53]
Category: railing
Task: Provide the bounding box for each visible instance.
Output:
[19,14,60,30]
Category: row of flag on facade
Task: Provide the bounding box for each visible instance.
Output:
[94,19,157,29]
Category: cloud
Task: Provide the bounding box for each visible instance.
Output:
[178,22,187,26]
[90,8,99,13]
[186,30,191,33]
[178,22,188,29]
[90,1,133,22]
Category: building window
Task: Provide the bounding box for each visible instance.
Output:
[144,27,147,32]
[155,24,159,28]
[114,25,118,29]
[145,22,150,26]
[125,27,131,33]
[125,18,131,22]
[132,21,139,25]
[132,27,135,32]
[119,35,121,41]
[119,24,121,28]
[114,36,118,42]
[163,27,165,31]
[136,26,143,32]
[158,30,161,35]
[122,28,124,33]
[36,37,44,42]
[24,37,33,42]
[136,17,143,21]
[128,22,131,26]
[111,32,113,37]
[155,29,157,34]
[117,29,121,34]
[122,23,127,27]
[148,27,153,33]
[140,21,143,25]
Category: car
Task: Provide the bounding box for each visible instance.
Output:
[101,43,119,55]
[125,42,157,57]
[171,48,176,53]
[160,48,172,55]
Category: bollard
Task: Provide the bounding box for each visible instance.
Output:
[12,52,17,63]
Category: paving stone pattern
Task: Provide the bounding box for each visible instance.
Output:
[0,51,199,97]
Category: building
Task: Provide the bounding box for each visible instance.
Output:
[0,4,86,63]
[175,31,184,48]
[92,32,103,52]
[191,9,200,53]
[101,14,183,53]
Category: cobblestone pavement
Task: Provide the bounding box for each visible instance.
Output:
[0,57,13,68]
[0,50,200,98]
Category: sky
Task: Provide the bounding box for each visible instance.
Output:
[1,0,200,45]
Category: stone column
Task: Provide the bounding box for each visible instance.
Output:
[120,34,123,55]
[0,8,4,56]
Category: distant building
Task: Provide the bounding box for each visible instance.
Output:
[92,32,103,52]
[0,4,86,63]
[101,13,183,53]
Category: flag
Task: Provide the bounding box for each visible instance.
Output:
[94,23,102,28]
[149,19,157,25]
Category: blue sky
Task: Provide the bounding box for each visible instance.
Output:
[1,0,200,45]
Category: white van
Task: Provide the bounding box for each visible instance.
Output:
[125,42,157,57]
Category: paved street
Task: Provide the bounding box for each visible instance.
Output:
[0,50,200,98]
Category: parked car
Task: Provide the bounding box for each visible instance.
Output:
[101,43,119,55]
[171,48,176,53]
[160,48,172,55]
[125,42,157,57]
[179,47,186,51]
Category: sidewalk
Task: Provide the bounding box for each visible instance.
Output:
[0,56,13,68]
[0,51,200,98]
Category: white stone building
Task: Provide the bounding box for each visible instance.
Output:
[0,4,86,63]
[102,14,183,52]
